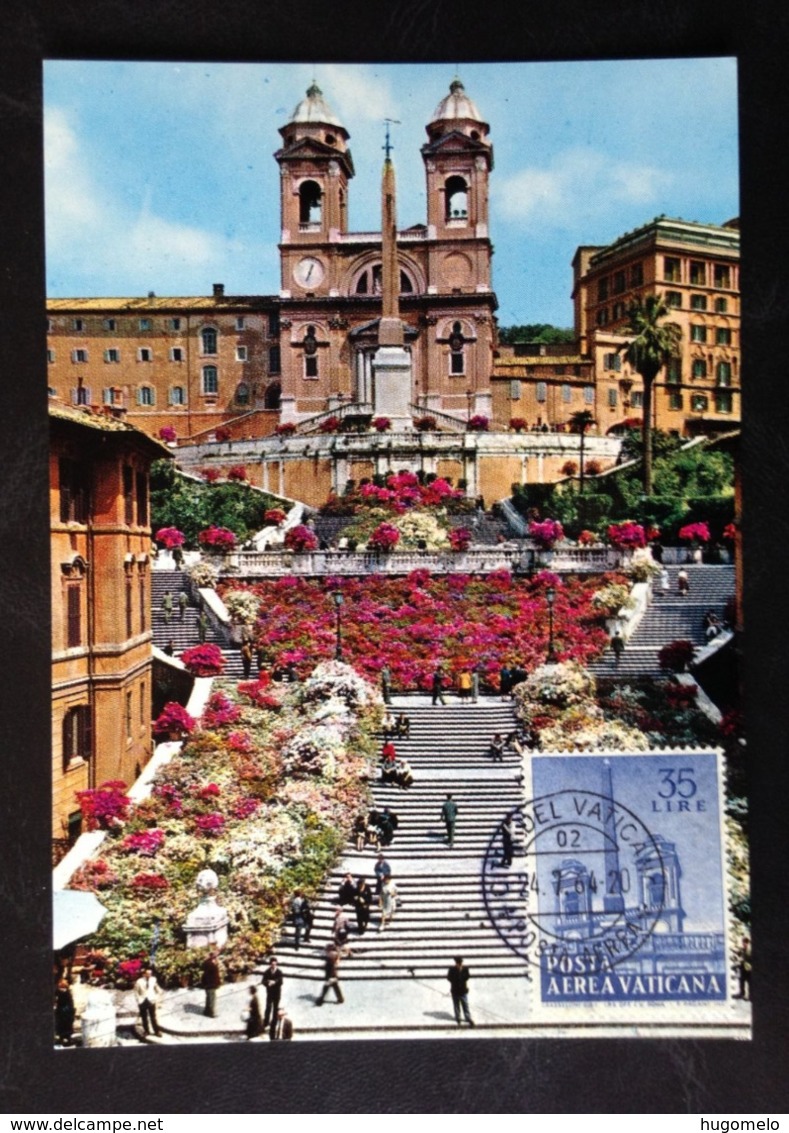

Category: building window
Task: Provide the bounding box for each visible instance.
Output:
[607,388,618,408]
[137,386,155,406]
[66,584,82,647]
[689,261,706,285]
[716,361,732,387]
[269,345,281,374]
[509,380,521,400]
[235,382,250,406]
[47,318,54,332]
[630,263,643,287]
[126,691,133,741]
[669,391,683,410]
[714,297,728,313]
[304,354,319,379]
[631,391,643,408]
[612,271,626,295]
[169,386,186,406]
[691,394,709,412]
[202,366,218,395]
[603,353,622,372]
[561,383,572,403]
[666,358,681,384]
[140,680,146,725]
[47,349,54,364]
[123,465,134,525]
[445,176,469,221]
[59,458,89,523]
[715,390,733,413]
[597,278,609,301]
[49,386,57,398]
[664,257,681,283]
[72,349,88,363]
[690,294,707,311]
[268,310,280,336]
[138,347,152,362]
[264,382,281,410]
[583,385,594,404]
[596,308,609,326]
[666,291,682,308]
[62,705,91,770]
[692,359,708,380]
[73,318,84,332]
[136,472,148,525]
[714,264,731,289]
[103,318,116,331]
[449,322,465,375]
[72,382,91,406]
[104,348,120,363]
[169,317,181,331]
[235,316,246,331]
[201,327,218,355]
[236,346,248,361]
[125,575,133,638]
[690,325,707,343]
[139,573,146,634]
[716,327,732,345]
[139,318,152,331]
[170,347,183,362]
[536,382,547,403]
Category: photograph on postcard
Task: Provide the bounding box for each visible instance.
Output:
[45,59,747,1046]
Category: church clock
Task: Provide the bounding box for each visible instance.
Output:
[294,256,325,288]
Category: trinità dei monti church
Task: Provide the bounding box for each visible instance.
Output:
[50,77,741,506]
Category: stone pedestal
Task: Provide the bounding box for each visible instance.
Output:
[81,989,117,1048]
[373,344,412,430]
[183,868,230,949]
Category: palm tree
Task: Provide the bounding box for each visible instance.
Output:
[569,409,595,495]
[619,294,682,495]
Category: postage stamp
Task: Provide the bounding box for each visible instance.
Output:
[482,748,739,1028]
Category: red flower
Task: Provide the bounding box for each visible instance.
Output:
[467,414,489,432]
[372,416,392,433]
[198,525,236,550]
[284,525,319,552]
[200,467,221,482]
[76,781,130,832]
[226,465,247,482]
[181,643,226,676]
[368,523,401,552]
[529,519,564,549]
[274,422,297,436]
[215,427,231,442]
[607,522,647,549]
[154,527,185,549]
[449,527,472,552]
[264,508,287,525]
[678,522,710,544]
[509,417,528,432]
[158,426,177,443]
[153,701,196,737]
[319,415,342,434]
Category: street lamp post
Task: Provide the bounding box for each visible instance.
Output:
[545,586,558,664]
[332,591,344,661]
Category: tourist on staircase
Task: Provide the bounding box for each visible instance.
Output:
[353,878,373,935]
[441,794,459,847]
[337,872,356,907]
[177,589,189,620]
[378,875,399,933]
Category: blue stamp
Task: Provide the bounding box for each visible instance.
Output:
[482,750,729,1007]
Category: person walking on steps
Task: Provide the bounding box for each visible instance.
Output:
[198,609,209,644]
[271,1008,293,1040]
[380,664,392,705]
[315,945,344,1005]
[241,640,253,679]
[610,631,625,667]
[431,665,446,705]
[162,591,173,624]
[178,590,189,620]
[289,890,312,951]
[677,568,690,597]
[354,877,373,934]
[447,957,474,1026]
[441,793,459,848]
[500,815,514,867]
[243,984,263,1039]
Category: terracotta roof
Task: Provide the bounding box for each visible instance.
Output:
[47,295,273,312]
[49,403,172,454]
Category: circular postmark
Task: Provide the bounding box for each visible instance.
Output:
[482,791,666,975]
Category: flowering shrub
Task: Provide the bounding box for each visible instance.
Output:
[284,524,319,553]
[200,468,221,482]
[116,958,144,984]
[131,873,169,890]
[723,523,737,542]
[202,690,242,728]
[197,782,221,800]
[664,681,699,710]
[607,522,647,549]
[318,415,342,434]
[537,718,651,752]
[658,639,695,672]
[274,422,297,437]
[69,858,118,890]
[528,519,564,549]
[226,730,254,754]
[198,525,237,551]
[578,530,598,546]
[236,678,281,710]
[449,527,472,552]
[214,427,231,442]
[194,812,226,837]
[187,561,217,589]
[158,425,177,443]
[509,417,528,432]
[181,643,226,676]
[516,661,596,712]
[264,508,287,525]
[368,522,401,552]
[300,660,382,711]
[76,781,131,832]
[467,414,489,432]
[223,589,260,626]
[154,526,185,549]
[561,460,579,477]
[372,416,392,433]
[591,582,634,615]
[121,829,165,856]
[678,521,711,544]
[153,702,196,738]
[226,465,247,482]
[414,415,437,432]
[585,459,603,476]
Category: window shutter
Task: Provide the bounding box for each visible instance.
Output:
[510,380,521,400]
[70,388,79,405]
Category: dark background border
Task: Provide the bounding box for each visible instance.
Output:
[2,0,787,1114]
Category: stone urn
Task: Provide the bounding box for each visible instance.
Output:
[183,868,229,949]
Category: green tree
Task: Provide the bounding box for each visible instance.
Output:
[569,409,595,495]
[619,295,682,496]
[498,324,575,345]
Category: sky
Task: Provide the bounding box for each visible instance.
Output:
[44,59,739,328]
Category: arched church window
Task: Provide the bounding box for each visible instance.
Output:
[445,176,468,221]
[648,872,666,907]
[264,381,281,410]
[449,321,465,375]
[303,327,319,379]
[201,326,218,355]
[563,890,580,916]
[299,180,322,225]
[353,264,415,295]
